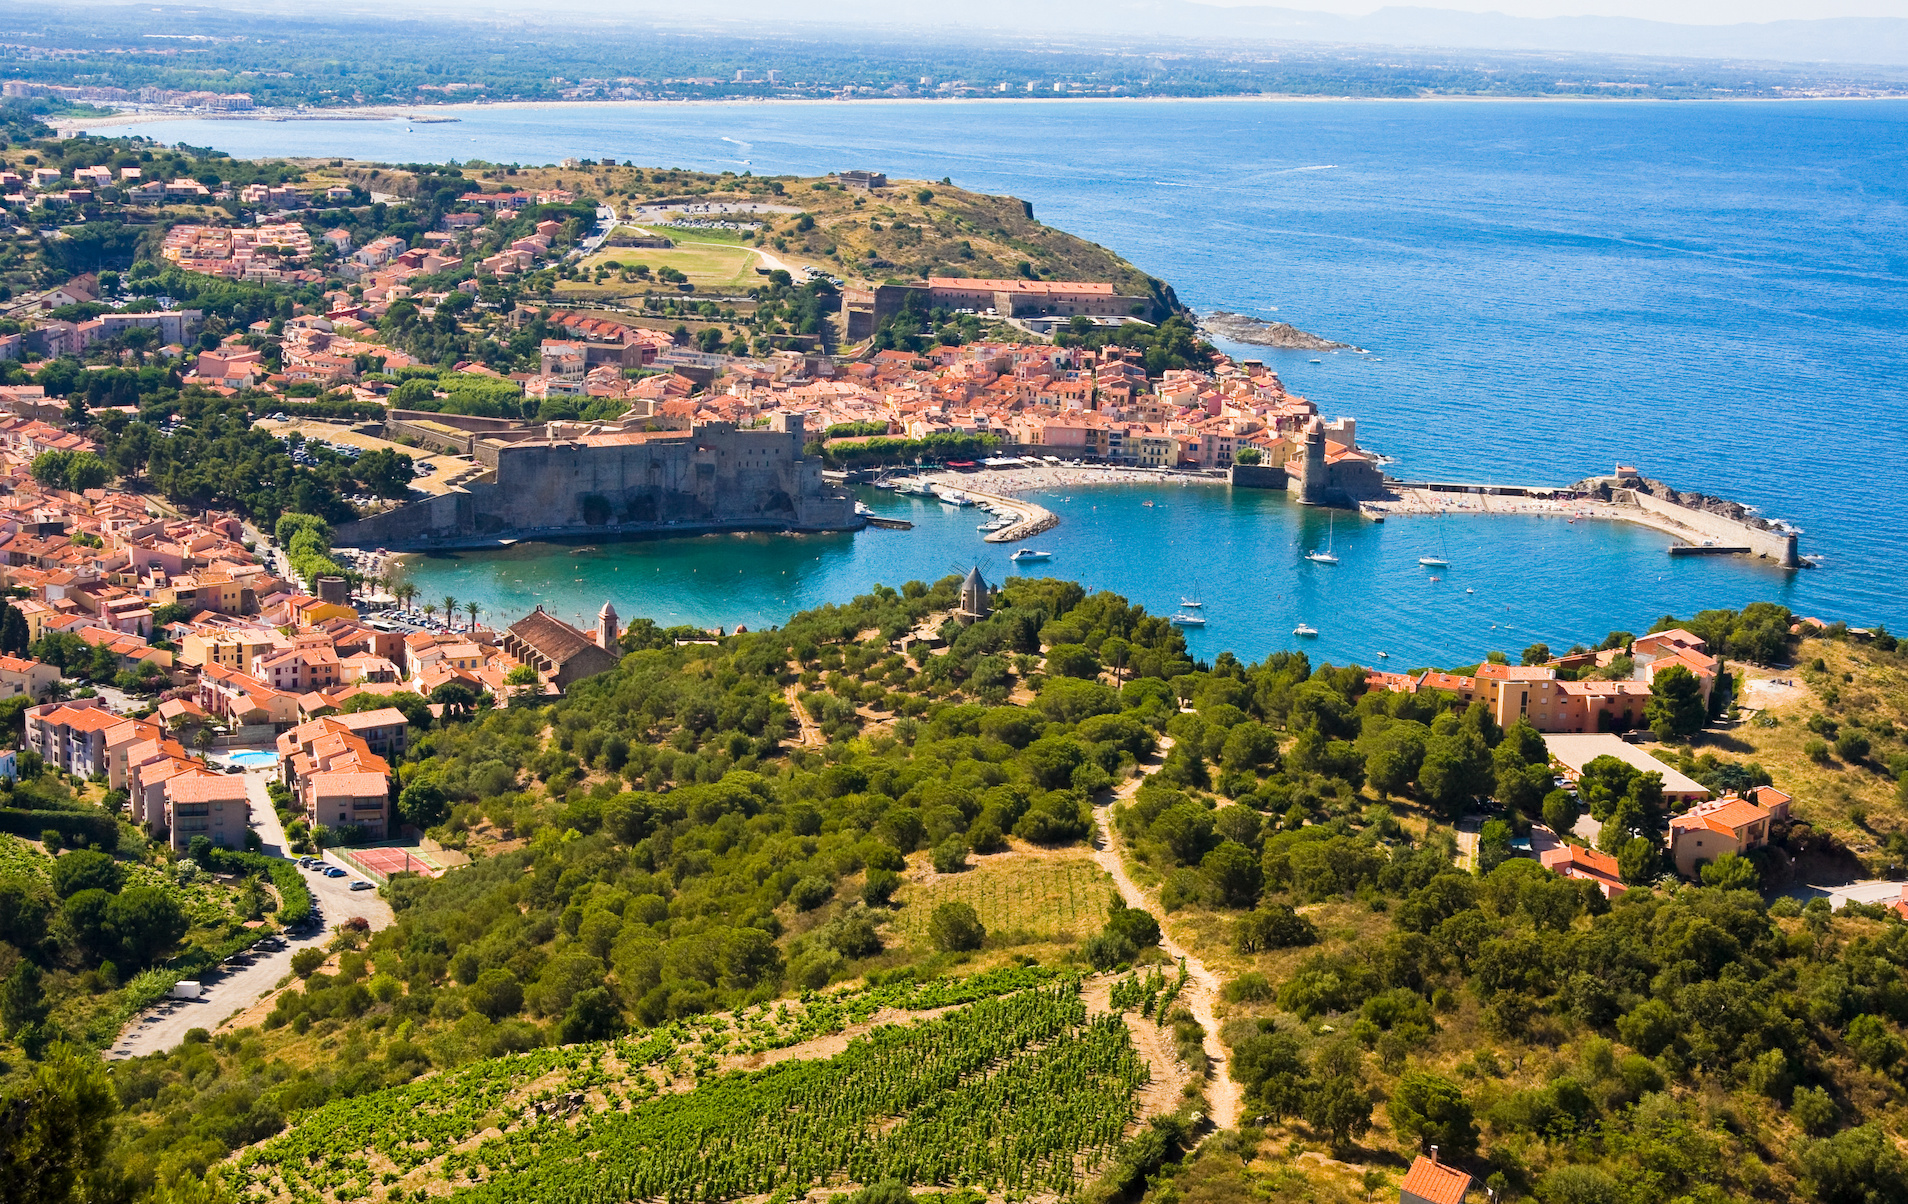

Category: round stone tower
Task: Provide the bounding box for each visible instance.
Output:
[1297,419,1329,506]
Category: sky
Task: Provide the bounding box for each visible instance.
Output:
[1195,0,1905,19]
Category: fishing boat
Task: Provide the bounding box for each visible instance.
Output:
[1305,513,1339,564]
[1010,548,1052,562]
[1293,623,1319,637]
[1169,612,1206,627]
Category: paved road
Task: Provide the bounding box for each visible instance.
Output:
[1091,736,1242,1131]
[108,767,395,1060]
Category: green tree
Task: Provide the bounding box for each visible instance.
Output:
[1418,729,1493,816]
[1542,788,1579,836]
[1700,850,1759,890]
[1645,664,1707,740]
[1386,1070,1477,1155]
[398,779,450,829]
[1201,840,1263,908]
[0,1042,118,1204]
[107,886,187,965]
[50,849,123,898]
[1,959,48,1035]
[469,968,524,1019]
[927,901,984,952]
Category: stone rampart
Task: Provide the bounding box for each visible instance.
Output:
[1627,490,1798,567]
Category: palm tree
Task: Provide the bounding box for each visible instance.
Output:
[396,582,417,611]
[423,603,438,625]
[441,596,458,630]
[465,601,481,630]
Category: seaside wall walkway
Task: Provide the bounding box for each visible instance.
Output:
[1625,489,1798,567]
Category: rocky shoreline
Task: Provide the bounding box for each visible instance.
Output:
[1569,474,1787,532]
[1199,311,1361,353]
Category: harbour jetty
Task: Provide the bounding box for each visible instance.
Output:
[1364,465,1800,568]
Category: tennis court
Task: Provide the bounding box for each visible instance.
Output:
[336,846,450,882]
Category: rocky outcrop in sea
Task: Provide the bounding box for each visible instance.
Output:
[1199,311,1361,352]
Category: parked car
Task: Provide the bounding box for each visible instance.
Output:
[323,867,347,878]
[349,880,374,891]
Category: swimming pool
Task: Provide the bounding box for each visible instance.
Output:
[226,751,278,769]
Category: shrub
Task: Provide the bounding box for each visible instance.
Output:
[929,836,968,874]
[861,868,900,906]
[927,901,984,952]
[789,875,833,912]
[291,948,326,978]
[1222,971,1272,1003]
[1234,905,1318,953]
[1792,1084,1838,1136]
[1080,930,1137,970]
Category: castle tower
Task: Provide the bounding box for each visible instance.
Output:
[1297,418,1329,506]
[598,601,619,651]
[959,566,990,619]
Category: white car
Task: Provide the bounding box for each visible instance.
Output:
[349,880,374,891]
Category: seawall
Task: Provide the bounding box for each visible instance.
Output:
[1625,489,1798,568]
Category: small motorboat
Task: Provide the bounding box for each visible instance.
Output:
[1170,613,1206,627]
[1293,623,1319,637]
[1010,548,1052,562]
[1378,651,1389,658]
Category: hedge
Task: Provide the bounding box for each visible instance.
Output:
[0,806,118,847]
[207,848,313,927]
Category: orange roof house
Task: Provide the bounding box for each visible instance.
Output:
[1540,843,1627,897]
[1669,793,1780,880]
[1400,1151,1471,1204]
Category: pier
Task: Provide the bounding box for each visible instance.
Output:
[1363,478,1800,568]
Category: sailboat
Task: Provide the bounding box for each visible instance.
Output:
[1419,516,1451,568]
[1305,513,1339,564]
[1169,612,1206,627]
[1179,586,1203,608]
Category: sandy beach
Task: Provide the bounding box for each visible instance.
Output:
[1364,485,1727,548]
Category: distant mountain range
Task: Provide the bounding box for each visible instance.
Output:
[710,2,1908,67]
[78,0,1908,69]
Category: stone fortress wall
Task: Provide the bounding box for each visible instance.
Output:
[332,414,860,549]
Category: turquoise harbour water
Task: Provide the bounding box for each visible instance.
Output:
[114,99,1908,657]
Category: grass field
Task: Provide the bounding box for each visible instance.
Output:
[1691,637,1908,864]
[576,228,763,291]
[889,853,1117,948]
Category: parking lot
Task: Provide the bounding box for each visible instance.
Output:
[108,768,395,1059]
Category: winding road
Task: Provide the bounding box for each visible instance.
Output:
[1091,735,1243,1131]
[108,764,395,1060]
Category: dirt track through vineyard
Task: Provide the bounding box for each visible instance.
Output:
[1090,736,1242,1131]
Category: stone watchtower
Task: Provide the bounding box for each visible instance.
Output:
[598,601,619,651]
[957,566,991,621]
[1296,418,1329,507]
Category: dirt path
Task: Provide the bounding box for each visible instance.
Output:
[1091,736,1243,1131]
[784,682,825,748]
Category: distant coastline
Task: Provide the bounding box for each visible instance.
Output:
[56,92,1908,138]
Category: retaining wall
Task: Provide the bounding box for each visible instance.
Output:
[1627,490,1798,567]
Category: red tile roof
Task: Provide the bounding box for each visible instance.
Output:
[1401,1154,1471,1204]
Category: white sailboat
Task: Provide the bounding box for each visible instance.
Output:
[1169,612,1206,627]
[1305,513,1339,564]
[1419,518,1450,568]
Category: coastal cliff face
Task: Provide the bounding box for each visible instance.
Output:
[1199,311,1360,352]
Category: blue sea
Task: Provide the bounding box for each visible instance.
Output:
[109,99,1908,663]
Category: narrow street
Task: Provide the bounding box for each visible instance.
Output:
[109,765,395,1059]
[1091,736,1243,1131]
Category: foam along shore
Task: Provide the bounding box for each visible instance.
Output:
[1362,486,1800,565]
[898,464,1226,543]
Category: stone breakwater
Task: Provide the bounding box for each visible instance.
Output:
[1364,485,1800,568]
